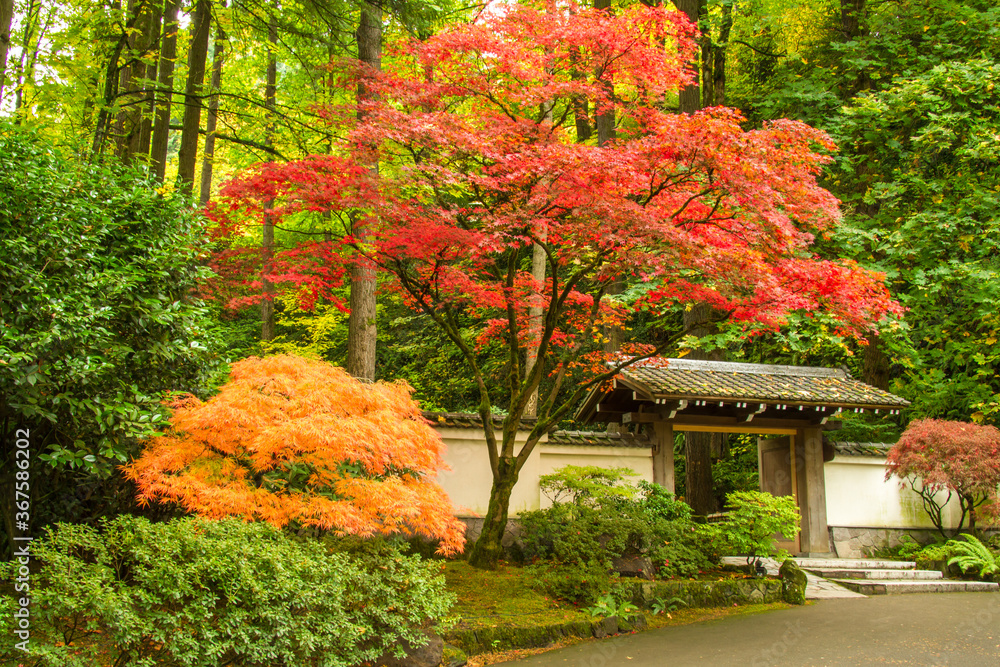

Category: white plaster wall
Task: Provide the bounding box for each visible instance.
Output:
[824,456,964,530]
[434,425,655,517]
[537,444,653,509]
[434,427,542,518]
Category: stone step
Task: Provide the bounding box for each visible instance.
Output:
[832,579,999,595]
[793,558,917,571]
[802,568,943,581]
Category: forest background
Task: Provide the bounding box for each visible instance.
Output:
[2,0,1000,562]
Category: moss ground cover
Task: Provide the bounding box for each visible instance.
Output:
[444,561,594,631]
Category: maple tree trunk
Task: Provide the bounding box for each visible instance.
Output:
[0,0,14,104]
[199,20,225,206]
[346,1,382,381]
[468,460,520,569]
[176,0,211,195]
[150,0,179,182]
[672,0,702,114]
[261,13,277,342]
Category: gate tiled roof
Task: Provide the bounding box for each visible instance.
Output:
[617,358,909,409]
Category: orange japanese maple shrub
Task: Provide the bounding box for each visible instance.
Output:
[124,354,465,554]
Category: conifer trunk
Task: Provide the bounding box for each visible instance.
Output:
[346,1,381,380]
[150,0,180,182]
[672,0,702,113]
[0,0,14,104]
[199,20,226,206]
[261,13,278,342]
[176,0,211,195]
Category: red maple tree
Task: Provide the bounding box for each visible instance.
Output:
[214,2,901,567]
[885,419,1000,535]
[124,355,466,554]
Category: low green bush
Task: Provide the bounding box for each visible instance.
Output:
[911,541,953,570]
[519,466,720,598]
[0,516,453,667]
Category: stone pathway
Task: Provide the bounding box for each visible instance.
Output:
[723,555,1000,598]
[720,557,864,599]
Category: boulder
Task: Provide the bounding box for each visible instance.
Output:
[376,630,444,667]
[779,559,808,605]
[612,555,655,580]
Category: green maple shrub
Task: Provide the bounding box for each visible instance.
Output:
[719,491,800,567]
[0,516,453,667]
[520,466,719,604]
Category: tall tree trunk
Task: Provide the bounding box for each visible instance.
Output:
[683,303,723,515]
[594,0,615,145]
[861,331,889,390]
[671,0,715,512]
[525,238,546,417]
[672,0,702,113]
[199,19,226,206]
[117,1,161,162]
[840,0,865,40]
[0,0,13,104]
[261,13,278,342]
[699,0,712,108]
[133,1,164,160]
[14,0,53,120]
[150,0,180,181]
[176,0,212,195]
[90,11,136,157]
[839,0,871,94]
[712,0,733,107]
[345,0,381,380]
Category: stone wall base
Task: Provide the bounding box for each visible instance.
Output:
[827,526,996,558]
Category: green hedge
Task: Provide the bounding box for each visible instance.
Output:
[1,516,453,667]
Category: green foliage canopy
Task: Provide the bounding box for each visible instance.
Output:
[0,125,222,475]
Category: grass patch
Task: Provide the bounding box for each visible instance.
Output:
[444,560,594,631]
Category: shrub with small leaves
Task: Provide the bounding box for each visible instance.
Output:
[0,516,453,667]
[520,465,719,588]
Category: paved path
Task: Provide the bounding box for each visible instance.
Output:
[502,593,1000,666]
